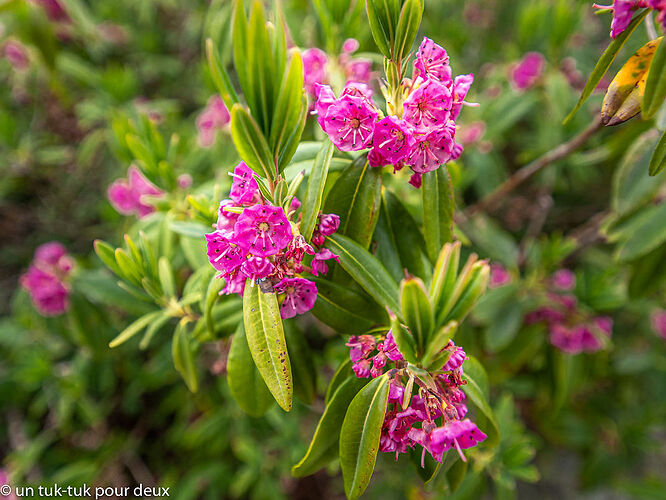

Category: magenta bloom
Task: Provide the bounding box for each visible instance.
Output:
[205,232,247,273]
[32,0,69,21]
[346,335,377,362]
[274,277,318,319]
[233,205,293,257]
[20,242,74,317]
[382,331,404,362]
[651,309,666,339]
[216,199,240,233]
[342,38,360,54]
[4,41,29,70]
[303,48,328,95]
[310,248,340,276]
[551,269,576,291]
[594,1,649,38]
[323,94,377,151]
[240,256,275,281]
[229,162,259,205]
[196,95,230,148]
[0,470,18,500]
[314,83,337,130]
[428,419,488,462]
[403,80,452,131]
[489,263,511,288]
[346,58,373,85]
[312,213,340,246]
[372,116,416,164]
[108,166,164,219]
[459,121,486,146]
[442,342,467,371]
[511,52,545,91]
[405,127,455,174]
[451,74,474,121]
[222,271,246,296]
[413,37,452,84]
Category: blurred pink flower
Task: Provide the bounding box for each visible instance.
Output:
[196,95,230,148]
[651,309,666,339]
[489,263,511,288]
[107,165,164,219]
[20,242,74,317]
[3,40,29,70]
[551,269,576,291]
[510,52,545,90]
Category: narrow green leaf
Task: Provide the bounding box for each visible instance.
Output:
[429,241,461,312]
[324,156,382,250]
[388,310,417,363]
[643,36,666,119]
[461,356,499,448]
[172,320,199,393]
[365,0,392,58]
[616,201,666,261]
[422,321,458,369]
[311,277,386,333]
[326,233,401,317]
[94,239,122,276]
[394,0,423,61]
[325,359,353,404]
[284,321,317,405]
[139,313,171,350]
[442,261,490,325]
[158,256,176,298]
[230,104,276,180]
[649,130,666,176]
[243,279,293,411]
[422,167,455,263]
[114,248,142,285]
[340,374,390,500]
[247,0,275,134]
[169,220,210,238]
[232,0,251,108]
[399,277,433,355]
[109,310,162,348]
[292,376,368,478]
[205,38,240,109]
[227,324,274,417]
[564,10,649,124]
[301,141,334,242]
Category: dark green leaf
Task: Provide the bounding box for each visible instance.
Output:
[649,129,666,176]
[284,322,317,405]
[422,168,455,263]
[461,356,499,448]
[643,36,666,119]
[230,104,276,180]
[172,320,199,393]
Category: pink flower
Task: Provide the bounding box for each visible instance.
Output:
[229,162,259,205]
[403,79,452,131]
[451,74,474,121]
[4,41,29,70]
[372,116,416,164]
[594,1,649,38]
[32,0,69,21]
[177,173,193,189]
[34,242,67,268]
[216,199,240,233]
[196,95,230,148]
[342,38,360,54]
[312,213,340,246]
[346,335,377,362]
[405,126,455,174]
[274,277,318,319]
[353,358,372,378]
[314,83,337,129]
[459,121,486,146]
[489,263,511,288]
[413,37,453,84]
[322,94,377,151]
[303,48,329,95]
[409,173,423,188]
[0,470,19,500]
[233,205,293,257]
[428,419,488,462]
[107,166,164,219]
[510,52,545,91]
[290,197,301,211]
[551,269,576,291]
[205,231,247,274]
[222,271,246,296]
[382,331,404,362]
[648,0,666,29]
[651,309,666,339]
[21,266,70,316]
[442,342,467,371]
[310,248,340,276]
[240,256,275,281]
[346,58,373,85]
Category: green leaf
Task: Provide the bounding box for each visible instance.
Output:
[564,10,649,124]
[429,242,461,313]
[292,376,368,478]
[399,277,433,355]
[232,0,251,108]
[612,130,662,215]
[205,38,240,110]
[109,310,163,348]
[169,220,210,238]
[461,356,499,448]
[326,233,401,317]
[324,156,382,250]
[230,104,276,180]
[394,0,423,61]
[158,256,176,298]
[246,0,276,134]
[388,310,417,363]
[311,277,386,333]
[243,279,293,411]
[365,0,392,59]
[408,447,441,484]
[227,324,274,417]
[325,359,353,404]
[446,457,468,493]
[284,321,317,405]
[301,141,334,242]
[643,36,666,119]
[649,130,666,176]
[114,248,142,286]
[172,320,199,393]
[616,202,666,261]
[340,374,390,500]
[139,313,171,350]
[422,167,455,263]
[93,239,122,277]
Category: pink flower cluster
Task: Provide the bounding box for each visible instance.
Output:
[346,334,487,464]
[525,269,613,354]
[489,263,512,288]
[510,52,545,91]
[314,37,473,188]
[196,95,231,148]
[205,162,341,319]
[594,1,666,38]
[651,309,666,340]
[107,165,164,219]
[302,38,373,103]
[3,40,29,70]
[20,242,74,316]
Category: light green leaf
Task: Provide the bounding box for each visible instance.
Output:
[301,141,334,242]
[172,320,199,393]
[205,38,240,109]
[109,310,163,348]
[643,36,666,119]
[422,168,455,262]
[230,104,276,180]
[649,130,666,176]
[158,256,176,298]
[243,279,292,411]
[399,277,433,355]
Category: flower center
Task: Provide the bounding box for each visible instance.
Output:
[418,100,429,112]
[349,117,361,129]
[286,286,295,294]
[257,221,270,232]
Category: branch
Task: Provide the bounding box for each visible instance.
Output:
[465,116,603,216]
